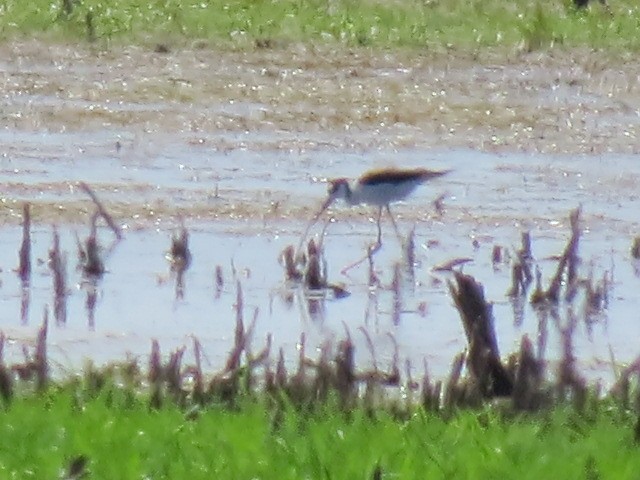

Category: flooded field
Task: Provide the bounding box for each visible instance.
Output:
[1,41,640,384]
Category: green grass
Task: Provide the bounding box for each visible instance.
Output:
[1,0,640,51]
[0,383,639,479]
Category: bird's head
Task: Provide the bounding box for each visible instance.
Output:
[323,178,350,208]
[298,178,351,249]
[308,178,351,218]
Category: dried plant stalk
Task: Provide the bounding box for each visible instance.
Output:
[0,334,13,403]
[79,182,123,240]
[17,203,31,283]
[545,207,581,303]
[49,227,67,324]
[449,271,513,398]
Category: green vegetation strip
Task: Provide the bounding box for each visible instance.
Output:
[1,0,640,51]
[0,384,638,478]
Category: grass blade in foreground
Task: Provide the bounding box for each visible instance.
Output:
[1,386,639,479]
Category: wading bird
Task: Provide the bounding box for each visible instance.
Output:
[302,167,450,271]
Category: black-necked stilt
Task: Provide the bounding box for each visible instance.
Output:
[302,167,450,269]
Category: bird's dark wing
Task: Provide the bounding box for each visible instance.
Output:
[358,168,449,186]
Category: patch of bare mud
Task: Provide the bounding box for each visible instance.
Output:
[1,40,639,155]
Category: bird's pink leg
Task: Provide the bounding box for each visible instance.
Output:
[341,207,383,274]
[341,242,382,274]
[375,205,384,247]
[385,205,403,242]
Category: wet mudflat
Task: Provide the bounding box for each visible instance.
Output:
[1,41,640,383]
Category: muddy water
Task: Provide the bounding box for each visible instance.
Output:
[1,41,640,384]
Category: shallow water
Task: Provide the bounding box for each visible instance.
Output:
[1,137,640,385]
[2,42,640,385]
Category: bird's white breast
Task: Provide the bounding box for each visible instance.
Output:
[350,178,423,206]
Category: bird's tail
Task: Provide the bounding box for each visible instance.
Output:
[418,168,451,181]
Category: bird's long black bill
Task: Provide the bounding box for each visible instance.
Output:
[298,197,333,251]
